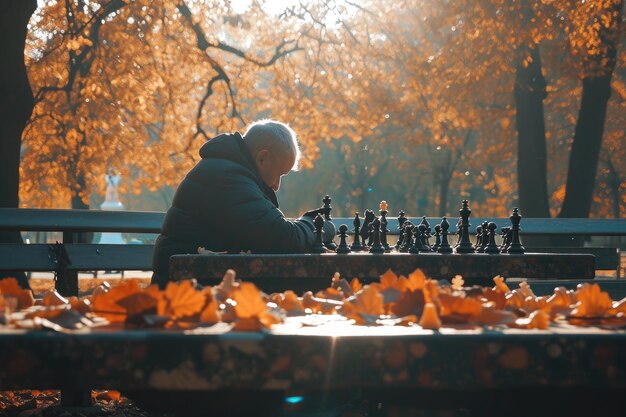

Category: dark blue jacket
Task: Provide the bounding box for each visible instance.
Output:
[151,132,317,287]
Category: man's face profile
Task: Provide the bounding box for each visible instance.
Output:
[255,148,295,192]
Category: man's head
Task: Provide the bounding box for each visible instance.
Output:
[243,119,301,192]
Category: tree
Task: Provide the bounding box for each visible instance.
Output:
[0,0,37,287]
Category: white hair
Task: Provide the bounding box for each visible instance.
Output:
[243,119,301,171]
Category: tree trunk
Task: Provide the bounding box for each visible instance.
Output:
[559,76,615,218]
[514,44,550,219]
[71,173,94,244]
[0,1,37,288]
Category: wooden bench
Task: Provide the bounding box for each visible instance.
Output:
[0,208,623,296]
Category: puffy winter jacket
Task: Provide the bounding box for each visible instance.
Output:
[151,132,324,287]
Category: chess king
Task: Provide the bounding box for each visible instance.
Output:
[151,119,336,288]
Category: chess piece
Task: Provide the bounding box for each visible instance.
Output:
[408,225,420,254]
[455,200,475,253]
[369,218,385,254]
[484,222,500,254]
[396,210,407,249]
[480,221,489,253]
[311,213,326,253]
[475,225,483,253]
[336,224,351,254]
[506,208,526,254]
[432,224,442,251]
[499,227,511,253]
[379,201,391,251]
[437,217,453,254]
[360,209,376,246]
[322,195,337,250]
[399,221,414,253]
[350,212,364,252]
[415,224,428,252]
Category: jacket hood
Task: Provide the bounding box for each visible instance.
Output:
[199,132,255,167]
[198,132,279,207]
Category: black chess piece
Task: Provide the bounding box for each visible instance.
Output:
[351,212,364,252]
[437,217,453,254]
[416,224,431,252]
[480,221,489,252]
[455,200,475,254]
[322,195,337,251]
[360,209,375,246]
[485,222,500,254]
[507,208,526,254]
[369,218,385,254]
[399,221,414,253]
[475,225,483,253]
[311,213,326,253]
[336,224,351,254]
[379,201,391,251]
[408,225,420,254]
[396,210,407,249]
[432,224,442,251]
[499,227,510,253]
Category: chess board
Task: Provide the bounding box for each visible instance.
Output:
[170,252,595,294]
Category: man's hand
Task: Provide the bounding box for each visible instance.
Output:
[301,207,330,218]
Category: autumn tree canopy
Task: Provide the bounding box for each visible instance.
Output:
[16,0,626,219]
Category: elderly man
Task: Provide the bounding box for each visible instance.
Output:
[151,119,335,288]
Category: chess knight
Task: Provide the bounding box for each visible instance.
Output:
[151,119,335,288]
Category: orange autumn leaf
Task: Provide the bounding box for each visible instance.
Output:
[350,278,362,293]
[419,302,442,329]
[199,299,221,324]
[390,289,425,317]
[158,280,206,320]
[379,269,399,289]
[92,279,145,323]
[571,283,613,318]
[342,285,384,323]
[0,278,35,309]
[273,290,305,314]
[42,289,68,307]
[406,269,427,291]
[439,293,482,317]
[482,287,507,310]
[232,282,267,319]
[493,275,510,293]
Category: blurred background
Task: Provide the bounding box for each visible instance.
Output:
[14,0,626,223]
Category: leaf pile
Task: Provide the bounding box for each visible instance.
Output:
[2,269,626,332]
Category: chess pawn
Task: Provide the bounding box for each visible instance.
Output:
[396,210,407,249]
[311,213,326,253]
[322,195,337,250]
[507,207,526,254]
[336,224,351,254]
[369,218,385,254]
[499,227,510,253]
[437,217,453,254]
[455,200,475,254]
[475,225,483,253]
[484,222,500,254]
[350,212,364,252]
[432,224,442,251]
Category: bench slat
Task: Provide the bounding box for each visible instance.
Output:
[0,244,59,270]
[64,244,154,270]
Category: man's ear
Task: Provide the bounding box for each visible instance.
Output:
[255,149,270,168]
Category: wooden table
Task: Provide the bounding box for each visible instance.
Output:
[0,321,625,416]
